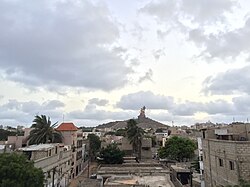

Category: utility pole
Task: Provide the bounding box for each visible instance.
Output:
[87,159,90,178]
[190,167,193,187]
[51,167,57,187]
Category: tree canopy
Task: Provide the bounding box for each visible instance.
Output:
[28,115,62,145]
[0,153,44,187]
[99,143,125,164]
[126,119,144,159]
[88,134,101,161]
[0,129,24,141]
[158,136,196,162]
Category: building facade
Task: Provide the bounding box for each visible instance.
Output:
[57,122,86,178]
[18,144,72,187]
[202,123,250,186]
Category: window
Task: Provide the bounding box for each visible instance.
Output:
[219,158,223,167]
[229,161,234,170]
[202,131,206,139]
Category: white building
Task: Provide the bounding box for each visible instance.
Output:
[18,143,72,187]
[82,131,101,139]
[197,137,205,187]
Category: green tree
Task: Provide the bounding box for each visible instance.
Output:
[158,136,196,162]
[99,143,125,164]
[126,119,144,159]
[28,115,63,145]
[0,153,44,187]
[88,134,101,161]
[226,179,250,187]
[115,129,126,136]
[0,129,24,141]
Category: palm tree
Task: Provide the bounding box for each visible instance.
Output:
[28,115,63,145]
[126,119,144,160]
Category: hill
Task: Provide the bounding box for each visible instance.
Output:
[97,107,169,130]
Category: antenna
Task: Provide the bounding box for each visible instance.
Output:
[63,114,64,123]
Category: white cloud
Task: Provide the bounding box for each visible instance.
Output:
[88,98,109,106]
[140,0,237,28]
[68,104,137,121]
[0,0,132,91]
[116,91,174,110]
[138,69,153,83]
[203,65,250,95]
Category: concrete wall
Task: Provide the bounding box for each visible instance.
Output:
[60,131,75,145]
[34,149,72,187]
[7,136,24,149]
[203,139,250,186]
[120,138,152,159]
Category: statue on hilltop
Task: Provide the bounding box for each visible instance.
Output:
[138,106,146,120]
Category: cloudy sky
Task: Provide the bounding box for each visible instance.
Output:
[1,0,250,127]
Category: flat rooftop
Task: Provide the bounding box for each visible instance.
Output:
[18,143,57,151]
[105,175,173,187]
[97,163,170,176]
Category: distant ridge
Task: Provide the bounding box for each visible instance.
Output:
[97,107,169,130]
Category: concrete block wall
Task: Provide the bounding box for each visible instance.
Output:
[32,151,48,160]
[203,139,250,186]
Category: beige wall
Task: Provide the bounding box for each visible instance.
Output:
[61,131,76,145]
[203,139,250,186]
[120,137,152,159]
[7,136,24,149]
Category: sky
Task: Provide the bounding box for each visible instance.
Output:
[1,0,250,127]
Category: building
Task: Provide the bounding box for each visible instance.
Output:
[57,122,86,178]
[0,144,13,153]
[170,164,192,187]
[202,123,250,186]
[197,137,205,187]
[155,132,169,146]
[120,137,152,159]
[83,131,101,139]
[97,162,171,187]
[7,128,32,149]
[18,143,72,187]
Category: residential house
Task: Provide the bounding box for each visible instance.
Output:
[18,143,72,187]
[202,123,250,186]
[57,122,86,178]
